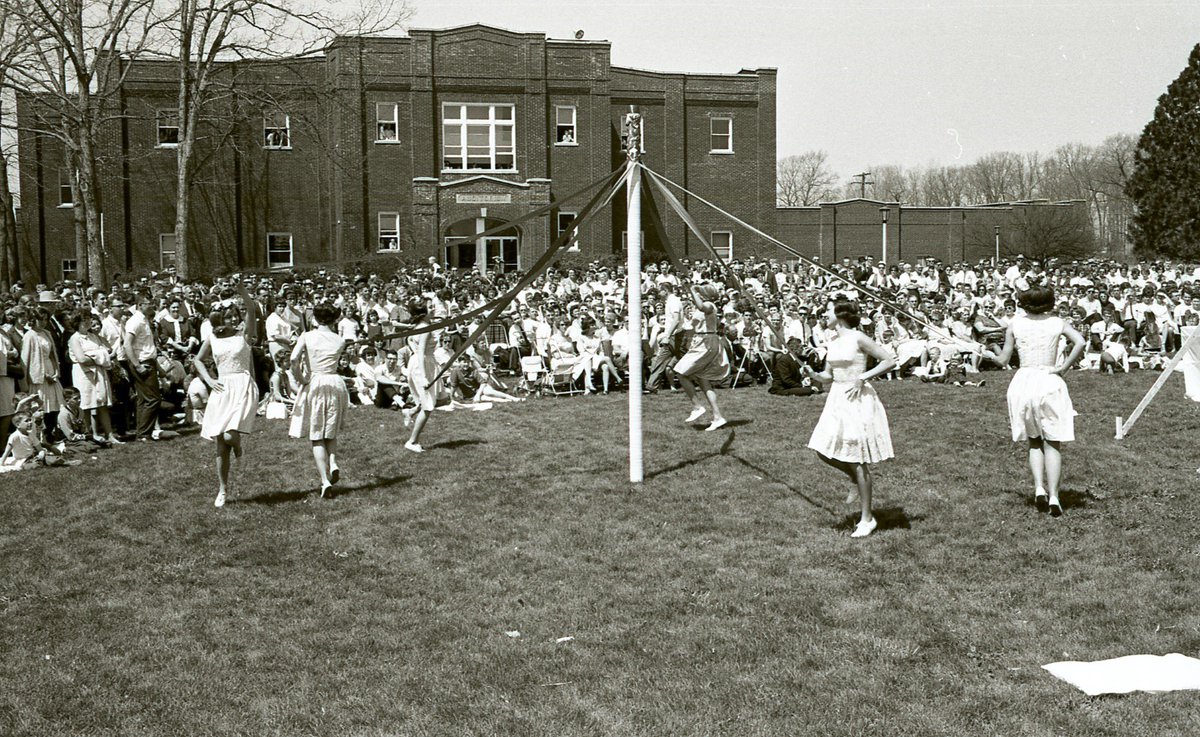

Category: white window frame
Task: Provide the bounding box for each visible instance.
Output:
[375,103,399,143]
[57,168,73,208]
[710,116,733,154]
[441,103,516,172]
[156,109,180,148]
[377,212,400,252]
[159,233,177,270]
[263,112,291,150]
[266,232,293,270]
[557,211,580,252]
[62,259,78,280]
[555,105,577,146]
[711,231,733,261]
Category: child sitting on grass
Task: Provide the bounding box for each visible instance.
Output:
[0,408,78,471]
[944,353,986,387]
[1139,313,1164,370]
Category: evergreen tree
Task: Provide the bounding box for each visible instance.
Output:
[1129,44,1200,259]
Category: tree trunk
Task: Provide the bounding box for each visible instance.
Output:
[76,130,107,289]
[174,75,197,281]
[0,148,16,290]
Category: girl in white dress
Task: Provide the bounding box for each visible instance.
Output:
[983,285,1086,516]
[803,301,897,538]
[675,283,731,432]
[403,301,438,453]
[290,303,351,497]
[21,308,66,442]
[194,306,259,508]
[66,309,119,445]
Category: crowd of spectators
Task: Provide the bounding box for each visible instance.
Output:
[1,250,1198,472]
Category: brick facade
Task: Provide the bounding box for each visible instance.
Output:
[16,24,779,282]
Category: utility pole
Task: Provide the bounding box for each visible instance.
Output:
[851,172,874,199]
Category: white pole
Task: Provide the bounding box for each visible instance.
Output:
[624,109,644,484]
[881,220,888,264]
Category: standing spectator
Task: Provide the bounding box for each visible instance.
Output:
[66,309,118,445]
[21,307,66,442]
[124,292,163,441]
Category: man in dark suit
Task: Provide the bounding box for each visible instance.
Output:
[769,338,820,397]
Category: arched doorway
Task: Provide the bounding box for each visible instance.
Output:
[443,217,520,274]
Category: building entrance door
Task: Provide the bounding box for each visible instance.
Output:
[444,217,520,274]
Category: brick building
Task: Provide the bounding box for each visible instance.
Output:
[16,24,779,282]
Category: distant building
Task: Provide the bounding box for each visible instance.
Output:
[16,24,779,281]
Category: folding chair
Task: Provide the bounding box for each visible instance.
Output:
[548,356,584,396]
[517,355,550,396]
[732,342,774,388]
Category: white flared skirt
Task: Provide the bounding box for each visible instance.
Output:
[1006,366,1075,442]
[807,381,894,464]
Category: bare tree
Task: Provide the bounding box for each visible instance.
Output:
[0,2,25,288]
[2,0,170,288]
[777,151,839,206]
[162,0,411,279]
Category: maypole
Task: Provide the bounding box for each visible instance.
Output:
[624,107,644,483]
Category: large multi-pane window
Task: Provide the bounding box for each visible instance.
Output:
[710,117,733,153]
[442,103,515,171]
[267,233,293,269]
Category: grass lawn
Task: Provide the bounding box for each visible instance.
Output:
[2,371,1200,736]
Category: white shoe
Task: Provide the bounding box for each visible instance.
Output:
[214,490,226,508]
[405,441,424,453]
[685,407,706,423]
[704,417,728,432]
[850,517,877,538]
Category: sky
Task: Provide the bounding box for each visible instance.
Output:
[397,0,1200,178]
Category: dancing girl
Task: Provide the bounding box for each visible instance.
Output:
[804,300,897,539]
[403,300,438,453]
[193,305,259,507]
[675,283,731,432]
[983,285,1086,516]
[289,303,351,497]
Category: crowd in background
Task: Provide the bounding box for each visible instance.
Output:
[1,250,1198,471]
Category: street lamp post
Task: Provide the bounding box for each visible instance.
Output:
[993,225,1000,266]
[880,207,890,265]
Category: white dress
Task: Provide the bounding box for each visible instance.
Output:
[289,329,350,440]
[1007,315,1076,442]
[406,329,440,412]
[201,335,259,440]
[807,331,894,464]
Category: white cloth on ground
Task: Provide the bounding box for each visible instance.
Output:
[1043,653,1200,696]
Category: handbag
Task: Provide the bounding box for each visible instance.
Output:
[265,401,289,420]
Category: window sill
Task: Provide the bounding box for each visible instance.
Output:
[440,169,519,175]
[57,204,74,209]
[554,142,579,147]
[156,143,179,149]
[709,150,735,155]
[264,146,293,151]
[268,264,293,271]
[377,248,401,254]
[374,140,402,145]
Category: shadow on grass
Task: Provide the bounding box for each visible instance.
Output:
[1015,487,1093,511]
[427,438,487,451]
[689,418,755,432]
[834,505,924,533]
[232,474,412,505]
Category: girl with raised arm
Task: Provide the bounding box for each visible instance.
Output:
[804,300,897,539]
[983,285,1086,517]
[674,283,731,432]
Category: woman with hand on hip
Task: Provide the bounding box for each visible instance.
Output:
[983,285,1086,517]
[194,305,259,508]
[289,302,351,497]
[804,300,897,539]
[403,301,438,453]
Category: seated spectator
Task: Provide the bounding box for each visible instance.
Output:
[768,338,820,397]
[373,349,405,409]
[1100,325,1129,373]
[354,346,379,405]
